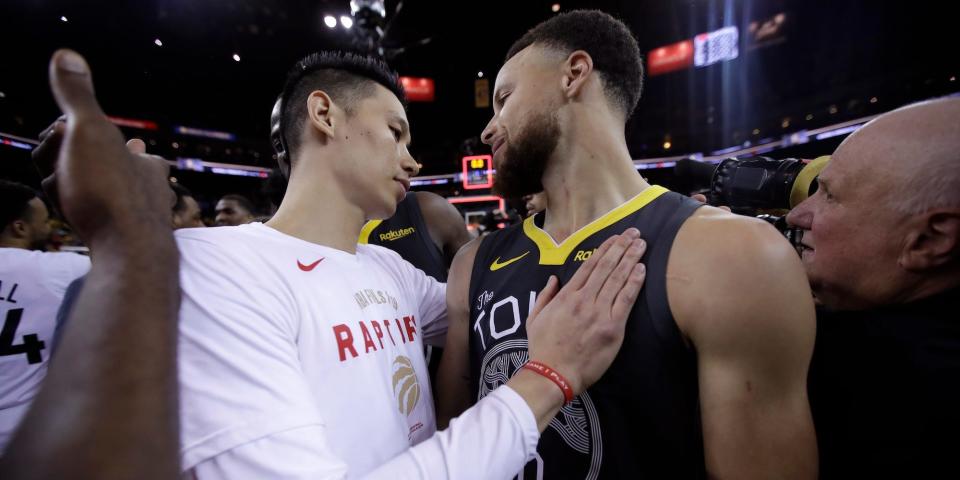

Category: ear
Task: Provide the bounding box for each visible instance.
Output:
[306,90,337,140]
[560,50,594,100]
[9,219,28,239]
[900,210,960,271]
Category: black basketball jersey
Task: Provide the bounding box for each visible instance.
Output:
[360,192,448,282]
[468,186,706,479]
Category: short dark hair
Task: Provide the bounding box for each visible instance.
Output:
[170,182,194,214]
[0,180,40,229]
[506,10,644,117]
[277,51,404,168]
[218,194,254,214]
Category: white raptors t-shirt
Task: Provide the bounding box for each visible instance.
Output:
[177,223,448,475]
[0,248,90,452]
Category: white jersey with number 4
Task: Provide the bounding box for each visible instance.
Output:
[0,248,90,453]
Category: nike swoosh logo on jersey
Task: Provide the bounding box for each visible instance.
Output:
[490,251,530,271]
[297,258,324,271]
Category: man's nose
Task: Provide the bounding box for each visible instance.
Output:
[786,201,813,230]
[481,118,498,146]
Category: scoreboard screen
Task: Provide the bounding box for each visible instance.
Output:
[462,155,493,190]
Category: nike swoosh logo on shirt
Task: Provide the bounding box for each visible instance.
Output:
[297,258,324,271]
[490,251,530,271]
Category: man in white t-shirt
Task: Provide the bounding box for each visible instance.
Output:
[177,50,648,479]
[0,180,90,453]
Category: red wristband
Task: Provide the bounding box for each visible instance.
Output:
[522,360,575,405]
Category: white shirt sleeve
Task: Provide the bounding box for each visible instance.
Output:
[177,234,325,472]
[191,386,539,480]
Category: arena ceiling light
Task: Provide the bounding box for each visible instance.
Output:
[154,38,163,47]
[232,53,241,62]
[324,15,337,28]
[60,16,68,22]
[340,16,354,29]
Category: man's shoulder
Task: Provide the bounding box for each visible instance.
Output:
[675,207,794,267]
[359,243,417,275]
[175,224,256,244]
[474,221,523,253]
[175,224,274,256]
[0,247,50,261]
[44,250,91,271]
[359,242,402,260]
[669,207,814,335]
[1,248,88,262]
[9,249,91,275]
[174,224,285,279]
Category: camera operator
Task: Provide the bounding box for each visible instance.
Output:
[695,97,959,477]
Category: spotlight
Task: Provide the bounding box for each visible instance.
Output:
[154,38,163,47]
[324,15,337,28]
[60,16,68,22]
[340,16,354,29]
[232,53,241,62]
[552,4,561,12]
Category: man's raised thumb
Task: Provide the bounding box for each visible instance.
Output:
[49,49,103,119]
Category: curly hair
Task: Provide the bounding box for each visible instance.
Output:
[506,10,644,117]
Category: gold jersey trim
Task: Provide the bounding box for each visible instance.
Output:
[358,219,383,245]
[522,185,668,265]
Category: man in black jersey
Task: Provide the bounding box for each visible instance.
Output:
[359,191,470,283]
[786,97,960,477]
[438,10,817,479]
